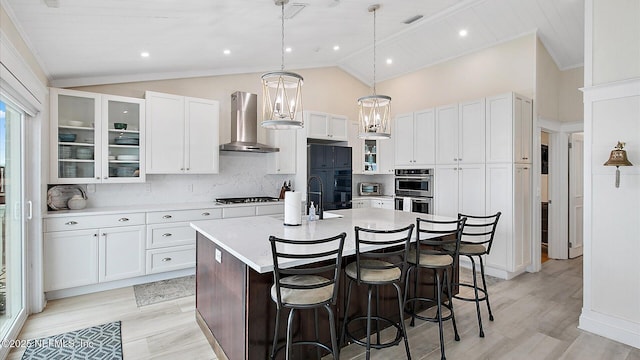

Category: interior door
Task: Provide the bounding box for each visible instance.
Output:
[568,132,584,258]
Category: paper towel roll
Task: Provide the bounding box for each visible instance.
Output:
[284,191,303,226]
[402,197,412,212]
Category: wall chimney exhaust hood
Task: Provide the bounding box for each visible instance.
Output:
[220,91,279,153]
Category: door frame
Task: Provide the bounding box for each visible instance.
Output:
[537,118,583,260]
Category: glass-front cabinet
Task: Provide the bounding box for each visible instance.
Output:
[363,139,378,173]
[50,88,145,184]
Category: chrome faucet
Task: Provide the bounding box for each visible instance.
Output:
[307,176,324,220]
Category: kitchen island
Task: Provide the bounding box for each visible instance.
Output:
[192,208,455,360]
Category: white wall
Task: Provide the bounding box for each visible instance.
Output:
[581,0,640,348]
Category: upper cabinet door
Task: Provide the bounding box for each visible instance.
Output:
[185,96,219,174]
[413,109,436,166]
[394,113,414,167]
[51,88,102,184]
[458,99,485,164]
[515,96,533,164]
[267,129,297,174]
[306,112,329,139]
[328,115,348,141]
[145,91,185,174]
[485,93,514,163]
[435,104,459,165]
[102,94,145,183]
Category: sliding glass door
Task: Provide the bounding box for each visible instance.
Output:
[0,97,25,344]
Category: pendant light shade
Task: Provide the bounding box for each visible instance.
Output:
[261,0,304,129]
[358,4,391,139]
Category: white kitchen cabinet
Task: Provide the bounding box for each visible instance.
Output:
[435,164,485,219]
[267,128,297,174]
[44,229,99,291]
[99,225,146,282]
[485,163,532,276]
[44,213,146,291]
[394,109,435,167]
[371,198,394,209]
[485,93,533,164]
[50,88,145,184]
[436,99,485,165]
[378,136,395,174]
[352,198,371,209]
[306,111,348,141]
[145,91,220,174]
[146,207,223,274]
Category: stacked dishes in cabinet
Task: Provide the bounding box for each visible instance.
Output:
[109,128,140,178]
[57,121,96,179]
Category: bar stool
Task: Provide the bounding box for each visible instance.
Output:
[403,217,466,360]
[452,212,501,337]
[340,224,414,360]
[269,232,346,360]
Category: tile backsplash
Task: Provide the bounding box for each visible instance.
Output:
[83,152,289,208]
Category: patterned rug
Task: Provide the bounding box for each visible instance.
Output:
[133,275,195,307]
[21,321,122,360]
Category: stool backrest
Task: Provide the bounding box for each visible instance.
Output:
[415,217,467,265]
[457,212,501,253]
[353,224,415,284]
[269,232,347,306]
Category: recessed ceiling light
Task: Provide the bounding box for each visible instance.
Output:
[140,52,150,58]
[386,58,393,65]
[333,45,340,51]
[223,49,231,55]
[459,29,468,37]
[285,47,292,53]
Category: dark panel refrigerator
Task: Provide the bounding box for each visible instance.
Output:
[307,144,352,211]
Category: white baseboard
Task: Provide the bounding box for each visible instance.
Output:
[459,257,525,280]
[44,268,195,301]
[579,309,640,349]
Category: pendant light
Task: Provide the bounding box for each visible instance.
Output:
[261,0,304,129]
[358,4,391,139]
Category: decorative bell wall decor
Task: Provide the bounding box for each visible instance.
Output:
[603,141,633,188]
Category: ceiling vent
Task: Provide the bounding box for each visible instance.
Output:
[403,15,423,24]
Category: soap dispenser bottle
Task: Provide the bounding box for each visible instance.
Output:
[308,201,316,221]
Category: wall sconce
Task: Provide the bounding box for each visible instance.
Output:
[604,141,633,188]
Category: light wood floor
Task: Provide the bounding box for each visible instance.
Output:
[9,258,640,359]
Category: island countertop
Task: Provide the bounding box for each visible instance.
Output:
[191,207,450,273]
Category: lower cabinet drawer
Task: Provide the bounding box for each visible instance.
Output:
[147,223,195,249]
[222,206,256,218]
[146,245,196,274]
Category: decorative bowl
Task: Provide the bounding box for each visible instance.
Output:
[114,122,128,130]
[116,154,139,161]
[58,133,77,142]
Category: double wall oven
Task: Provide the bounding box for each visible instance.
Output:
[394,168,433,214]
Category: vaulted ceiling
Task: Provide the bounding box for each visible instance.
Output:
[4,0,584,88]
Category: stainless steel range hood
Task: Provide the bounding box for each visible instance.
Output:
[220,91,279,153]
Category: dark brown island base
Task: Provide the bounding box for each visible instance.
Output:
[192,208,458,359]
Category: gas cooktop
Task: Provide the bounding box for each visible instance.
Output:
[215,196,280,204]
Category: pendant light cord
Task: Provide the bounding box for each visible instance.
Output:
[281,2,285,71]
[372,8,377,95]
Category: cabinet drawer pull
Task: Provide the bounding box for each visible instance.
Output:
[161,257,172,262]
[162,233,173,237]
[162,215,173,219]
[202,212,210,216]
[65,221,78,225]
[118,217,129,222]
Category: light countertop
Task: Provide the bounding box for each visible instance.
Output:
[191,208,452,274]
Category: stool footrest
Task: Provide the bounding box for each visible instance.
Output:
[404,297,455,323]
[343,315,404,350]
[272,340,333,359]
[452,283,488,302]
